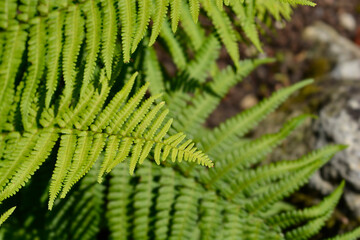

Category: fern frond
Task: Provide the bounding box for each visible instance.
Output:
[60,132,93,198]
[188,0,200,23]
[82,0,101,94]
[228,146,346,202]
[48,161,105,240]
[169,178,199,240]
[231,0,262,51]
[187,35,220,83]
[0,128,58,202]
[0,132,38,190]
[149,0,169,46]
[91,72,138,132]
[244,145,346,213]
[2,71,212,205]
[201,114,311,186]
[173,59,270,138]
[107,163,132,240]
[0,0,17,29]
[48,133,77,210]
[0,207,16,226]
[202,79,313,154]
[132,163,153,240]
[62,5,84,92]
[202,0,239,68]
[144,47,164,95]
[45,11,63,107]
[154,168,175,240]
[0,25,27,131]
[245,160,322,213]
[20,18,45,130]
[17,0,38,22]
[267,181,344,229]
[222,203,243,239]
[170,0,181,32]
[325,226,360,240]
[279,0,316,6]
[131,0,151,53]
[199,191,222,240]
[160,20,187,70]
[180,1,205,50]
[285,210,332,240]
[101,0,117,76]
[119,0,136,63]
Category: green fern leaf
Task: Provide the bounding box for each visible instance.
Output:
[48,133,76,210]
[187,35,220,83]
[0,0,17,29]
[45,11,63,108]
[279,0,316,6]
[20,18,46,130]
[267,181,344,229]
[82,0,101,94]
[119,0,136,62]
[0,25,27,131]
[144,47,164,95]
[202,114,311,187]
[149,0,169,46]
[0,128,58,202]
[180,1,205,50]
[101,0,117,77]
[202,0,239,68]
[107,163,133,240]
[154,168,175,240]
[133,163,153,240]
[169,178,199,240]
[17,0,38,22]
[131,0,151,53]
[202,79,313,154]
[170,0,181,32]
[325,226,360,240]
[188,0,200,23]
[160,20,186,70]
[0,207,16,226]
[62,4,84,94]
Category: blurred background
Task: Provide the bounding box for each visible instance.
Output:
[207,0,360,238]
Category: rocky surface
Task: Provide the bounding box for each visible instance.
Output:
[311,85,360,217]
[252,22,360,220]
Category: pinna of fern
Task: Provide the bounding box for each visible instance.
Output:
[0,68,213,211]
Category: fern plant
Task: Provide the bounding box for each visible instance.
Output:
[1,0,360,239]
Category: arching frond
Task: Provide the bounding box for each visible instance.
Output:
[325,227,360,240]
[0,25,27,131]
[45,11,63,107]
[101,0,117,76]
[82,0,101,94]
[202,79,313,154]
[0,71,213,210]
[267,181,344,229]
[107,163,132,240]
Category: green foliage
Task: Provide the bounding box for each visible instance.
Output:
[0,207,16,227]
[1,0,359,239]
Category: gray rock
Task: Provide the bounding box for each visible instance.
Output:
[332,59,360,81]
[303,22,360,64]
[311,86,360,216]
[339,12,357,32]
[344,190,360,218]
